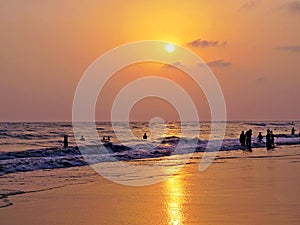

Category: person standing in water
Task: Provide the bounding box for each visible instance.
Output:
[266,129,271,150]
[291,127,295,135]
[239,131,246,147]
[63,134,68,148]
[245,129,252,149]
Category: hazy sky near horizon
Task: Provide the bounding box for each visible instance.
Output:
[0,0,300,122]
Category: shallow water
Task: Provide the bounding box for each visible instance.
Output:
[1,145,300,225]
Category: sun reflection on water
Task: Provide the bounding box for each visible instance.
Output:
[164,174,185,225]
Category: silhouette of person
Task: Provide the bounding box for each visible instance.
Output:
[257,132,264,143]
[64,134,68,148]
[102,136,111,142]
[239,131,246,147]
[245,129,252,149]
[266,129,271,150]
[80,136,85,141]
[291,127,295,135]
[143,133,148,140]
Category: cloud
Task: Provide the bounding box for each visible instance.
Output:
[206,60,232,68]
[255,76,266,82]
[187,39,227,48]
[238,0,261,12]
[274,45,300,53]
[280,1,300,14]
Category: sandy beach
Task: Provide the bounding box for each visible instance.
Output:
[1,146,300,225]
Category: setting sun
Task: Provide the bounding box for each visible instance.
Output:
[165,43,175,53]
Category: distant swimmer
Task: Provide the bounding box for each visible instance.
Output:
[102,136,111,142]
[80,136,85,141]
[63,134,68,148]
[291,127,295,135]
[257,132,264,143]
[143,133,148,140]
[239,131,246,147]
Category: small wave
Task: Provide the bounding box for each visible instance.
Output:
[130,125,140,129]
[103,143,131,152]
[246,122,267,127]
[0,189,25,208]
[61,124,72,128]
[270,122,294,126]
[161,136,180,144]
[0,134,299,175]
[0,132,52,140]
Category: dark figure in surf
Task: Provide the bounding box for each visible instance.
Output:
[266,129,272,150]
[102,136,111,142]
[257,132,264,143]
[63,134,68,148]
[143,133,148,140]
[239,131,246,147]
[291,127,295,135]
[80,135,85,141]
[245,129,252,149]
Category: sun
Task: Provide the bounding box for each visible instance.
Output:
[165,43,175,53]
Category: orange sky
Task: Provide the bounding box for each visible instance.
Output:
[0,0,300,121]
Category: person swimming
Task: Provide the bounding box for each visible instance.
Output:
[257,132,264,143]
[102,136,111,142]
[80,136,85,141]
[143,133,148,140]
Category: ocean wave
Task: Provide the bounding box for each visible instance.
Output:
[270,122,294,126]
[0,132,53,140]
[246,122,267,127]
[0,134,299,176]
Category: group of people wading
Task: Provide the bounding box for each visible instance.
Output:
[239,129,275,151]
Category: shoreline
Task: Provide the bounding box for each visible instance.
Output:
[1,139,300,177]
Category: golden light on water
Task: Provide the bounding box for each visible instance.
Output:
[164,175,185,225]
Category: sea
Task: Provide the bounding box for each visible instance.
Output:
[0,121,299,176]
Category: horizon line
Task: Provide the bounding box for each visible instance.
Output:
[0,120,299,123]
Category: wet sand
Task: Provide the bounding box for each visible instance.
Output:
[1,147,300,225]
